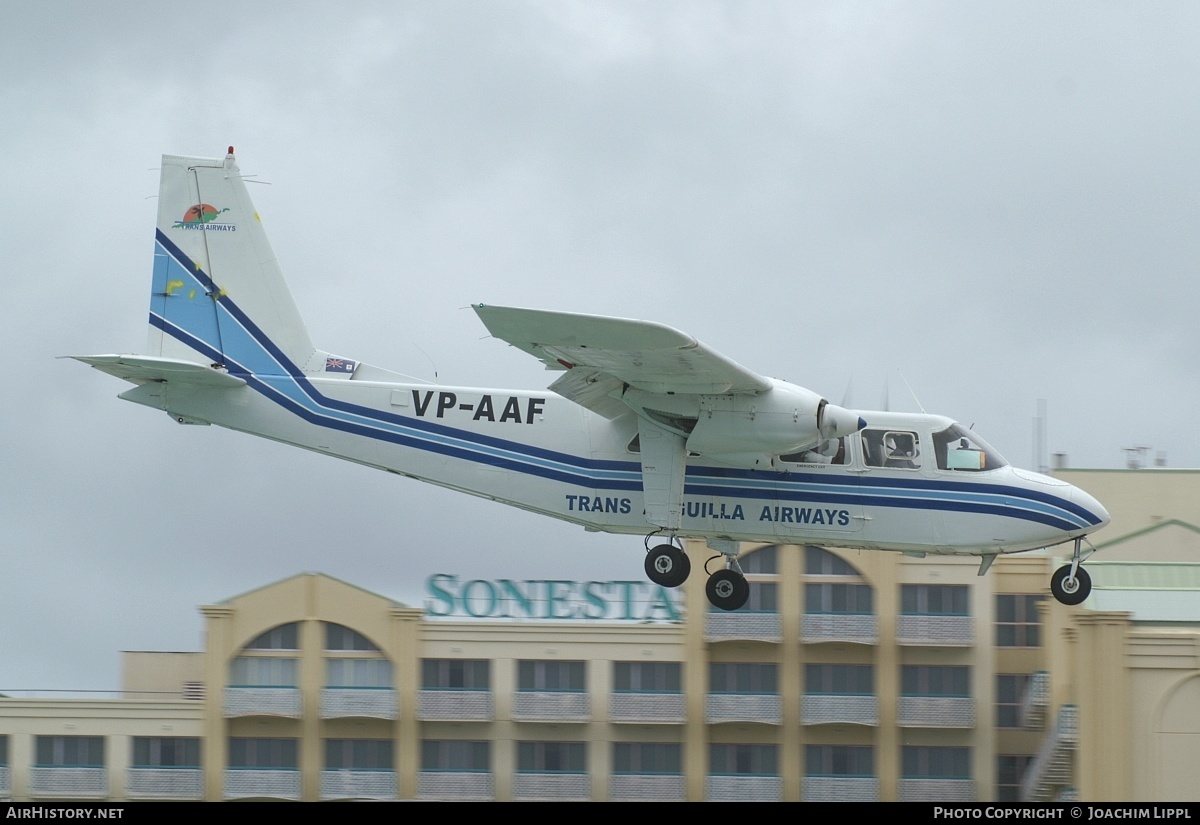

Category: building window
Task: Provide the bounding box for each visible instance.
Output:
[902,746,970,779]
[901,584,968,616]
[614,661,681,693]
[325,739,393,771]
[613,743,682,775]
[422,659,490,690]
[324,623,379,651]
[806,745,873,777]
[518,660,585,692]
[710,663,778,694]
[901,665,970,697]
[517,742,586,774]
[805,582,873,614]
[229,656,298,687]
[35,736,104,768]
[805,546,860,576]
[0,735,7,766]
[740,546,778,574]
[996,674,1030,728]
[245,623,299,650]
[805,664,873,695]
[996,594,1044,647]
[228,738,298,770]
[325,658,392,688]
[997,755,1034,801]
[710,744,777,776]
[422,740,490,773]
[132,737,200,768]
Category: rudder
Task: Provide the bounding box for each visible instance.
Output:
[148,148,316,376]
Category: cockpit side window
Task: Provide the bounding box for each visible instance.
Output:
[861,429,921,469]
[932,424,1008,472]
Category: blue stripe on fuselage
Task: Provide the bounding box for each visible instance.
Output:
[149,231,1101,532]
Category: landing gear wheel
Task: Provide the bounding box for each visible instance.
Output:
[706,569,749,611]
[1051,565,1092,605]
[645,544,690,588]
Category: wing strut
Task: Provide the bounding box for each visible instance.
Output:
[637,417,687,531]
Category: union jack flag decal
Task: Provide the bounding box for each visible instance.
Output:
[325,357,356,374]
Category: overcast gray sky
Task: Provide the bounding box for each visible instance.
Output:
[4,1,1199,691]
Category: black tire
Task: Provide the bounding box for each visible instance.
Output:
[645,544,690,588]
[706,569,749,611]
[1050,564,1092,606]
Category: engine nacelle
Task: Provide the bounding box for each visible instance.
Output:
[686,380,863,458]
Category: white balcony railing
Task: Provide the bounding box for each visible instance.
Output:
[127,768,203,799]
[707,775,782,802]
[224,686,301,718]
[896,614,974,646]
[897,696,975,728]
[320,769,397,800]
[610,692,686,723]
[419,771,494,801]
[706,612,782,642]
[610,774,686,802]
[512,773,589,801]
[802,614,878,644]
[418,689,493,721]
[707,693,783,724]
[512,691,589,722]
[320,687,397,719]
[802,694,879,726]
[804,775,880,802]
[898,778,974,802]
[29,767,107,798]
[224,769,301,800]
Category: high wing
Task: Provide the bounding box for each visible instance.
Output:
[473,304,864,534]
[473,305,772,419]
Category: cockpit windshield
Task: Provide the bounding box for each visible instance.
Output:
[932,423,1007,472]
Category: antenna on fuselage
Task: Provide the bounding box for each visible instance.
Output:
[897,370,925,414]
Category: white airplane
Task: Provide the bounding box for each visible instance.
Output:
[74,149,1110,610]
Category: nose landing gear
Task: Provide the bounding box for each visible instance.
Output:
[1050,537,1094,606]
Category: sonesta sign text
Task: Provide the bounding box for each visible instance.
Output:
[424,574,681,622]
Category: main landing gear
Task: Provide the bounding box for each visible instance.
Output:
[643,534,750,611]
[644,536,691,589]
[1050,537,1094,606]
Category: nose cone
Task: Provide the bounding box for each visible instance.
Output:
[1072,486,1110,531]
[820,403,867,440]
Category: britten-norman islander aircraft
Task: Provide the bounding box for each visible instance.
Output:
[74,149,1110,610]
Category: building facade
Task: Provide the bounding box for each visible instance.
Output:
[1,468,1198,801]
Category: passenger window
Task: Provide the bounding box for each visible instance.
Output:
[861,429,921,469]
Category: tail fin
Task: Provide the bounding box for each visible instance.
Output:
[149,148,316,375]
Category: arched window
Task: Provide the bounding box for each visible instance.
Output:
[804,547,861,577]
[324,622,380,651]
[804,547,873,615]
[740,546,778,574]
[245,622,299,650]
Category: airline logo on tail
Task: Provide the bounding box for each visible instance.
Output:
[173,203,235,231]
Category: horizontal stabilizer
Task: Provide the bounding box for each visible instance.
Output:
[68,354,247,388]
